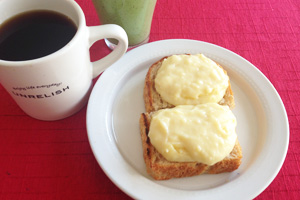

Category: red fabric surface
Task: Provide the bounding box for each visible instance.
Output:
[0,0,299,199]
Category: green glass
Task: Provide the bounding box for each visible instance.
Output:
[92,0,157,48]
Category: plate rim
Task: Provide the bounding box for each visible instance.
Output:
[86,39,289,200]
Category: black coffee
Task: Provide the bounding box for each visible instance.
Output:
[0,10,77,61]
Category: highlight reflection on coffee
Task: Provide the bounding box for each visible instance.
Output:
[0,10,77,61]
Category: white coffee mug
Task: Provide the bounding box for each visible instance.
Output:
[0,0,128,121]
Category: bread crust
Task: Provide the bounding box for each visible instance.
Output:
[144,56,235,113]
[140,113,242,180]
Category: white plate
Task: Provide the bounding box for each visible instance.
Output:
[86,39,289,200]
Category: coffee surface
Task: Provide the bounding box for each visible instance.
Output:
[0,10,77,61]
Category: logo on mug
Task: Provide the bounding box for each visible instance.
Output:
[11,83,69,99]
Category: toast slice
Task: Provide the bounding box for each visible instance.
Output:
[143,56,235,113]
[140,112,242,180]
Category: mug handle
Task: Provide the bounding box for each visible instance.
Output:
[88,24,128,78]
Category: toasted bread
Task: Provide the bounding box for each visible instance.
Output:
[143,56,235,113]
[140,55,241,180]
[140,112,242,180]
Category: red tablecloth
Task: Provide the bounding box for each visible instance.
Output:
[0,0,299,199]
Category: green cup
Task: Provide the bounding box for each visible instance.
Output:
[92,0,157,49]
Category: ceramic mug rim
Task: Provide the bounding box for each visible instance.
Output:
[0,0,85,67]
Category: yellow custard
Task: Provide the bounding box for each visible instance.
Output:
[148,103,237,165]
[155,54,229,105]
